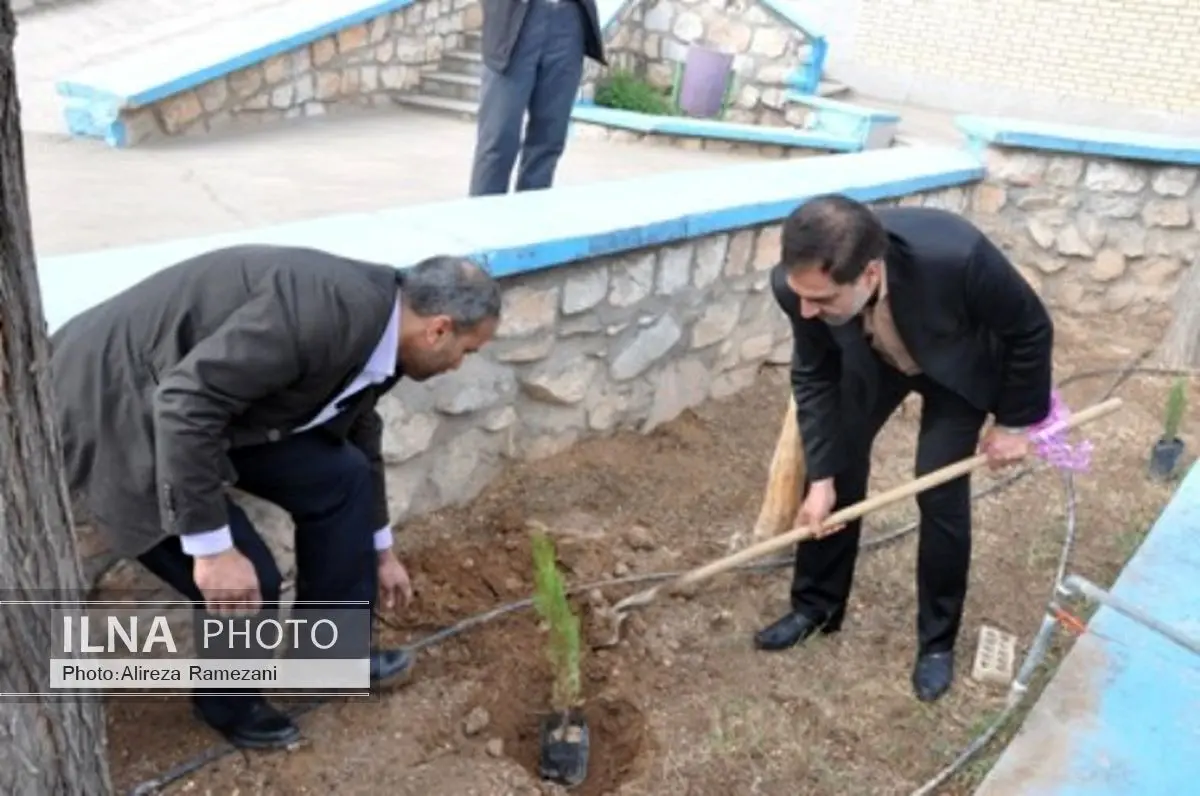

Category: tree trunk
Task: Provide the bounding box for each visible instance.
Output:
[1160,260,1200,368]
[0,2,115,794]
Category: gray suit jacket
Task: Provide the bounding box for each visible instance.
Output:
[481,0,606,74]
[50,244,403,558]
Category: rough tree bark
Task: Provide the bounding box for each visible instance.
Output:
[0,2,115,793]
[1159,259,1200,368]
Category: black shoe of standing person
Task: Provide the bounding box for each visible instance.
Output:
[912,650,955,702]
[753,609,843,651]
[196,700,301,750]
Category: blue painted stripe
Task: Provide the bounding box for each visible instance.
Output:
[956,115,1200,166]
[56,0,417,109]
[756,0,826,39]
[36,146,983,335]
[570,104,861,151]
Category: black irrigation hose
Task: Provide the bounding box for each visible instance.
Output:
[125,363,1196,796]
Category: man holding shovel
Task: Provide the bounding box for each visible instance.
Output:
[754,194,1054,702]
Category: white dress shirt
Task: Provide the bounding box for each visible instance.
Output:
[179,300,402,557]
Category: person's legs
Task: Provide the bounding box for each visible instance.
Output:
[229,431,410,685]
[909,377,987,701]
[755,363,912,651]
[136,502,292,747]
[468,4,547,196]
[514,0,586,192]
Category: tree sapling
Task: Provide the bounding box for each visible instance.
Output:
[530,530,590,787]
[1149,377,1188,480]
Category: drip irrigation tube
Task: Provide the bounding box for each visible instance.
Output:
[125,363,1193,796]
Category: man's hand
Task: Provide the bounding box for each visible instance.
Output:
[794,478,842,538]
[377,548,414,611]
[979,426,1031,469]
[193,548,262,616]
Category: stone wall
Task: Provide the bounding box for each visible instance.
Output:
[963,147,1198,316]
[121,0,482,144]
[584,0,812,127]
[85,182,967,597]
[570,120,825,159]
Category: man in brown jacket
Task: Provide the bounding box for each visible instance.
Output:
[50,244,501,748]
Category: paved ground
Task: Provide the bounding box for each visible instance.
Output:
[24,107,761,256]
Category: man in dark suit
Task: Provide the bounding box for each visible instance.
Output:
[754,194,1054,702]
[50,245,501,748]
[469,0,606,196]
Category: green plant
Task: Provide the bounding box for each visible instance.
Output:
[1163,377,1187,440]
[594,69,676,116]
[530,530,582,714]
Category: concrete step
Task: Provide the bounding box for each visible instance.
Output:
[419,70,482,103]
[393,93,478,119]
[442,49,484,78]
[817,79,851,99]
[462,31,482,52]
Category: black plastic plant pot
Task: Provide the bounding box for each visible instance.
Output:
[1149,437,1185,480]
[538,708,590,788]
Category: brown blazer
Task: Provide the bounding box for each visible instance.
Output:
[49,244,403,558]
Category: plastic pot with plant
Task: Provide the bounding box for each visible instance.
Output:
[530,530,589,787]
[1149,377,1187,480]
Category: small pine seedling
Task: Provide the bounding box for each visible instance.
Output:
[530,530,582,715]
[1163,377,1187,441]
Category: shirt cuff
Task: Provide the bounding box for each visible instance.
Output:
[180,526,234,557]
[373,526,394,552]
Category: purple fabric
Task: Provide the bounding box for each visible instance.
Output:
[1028,390,1094,472]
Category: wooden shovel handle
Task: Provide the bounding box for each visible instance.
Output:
[672,396,1123,590]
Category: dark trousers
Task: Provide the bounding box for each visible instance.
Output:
[469,0,587,196]
[790,360,987,655]
[137,432,378,727]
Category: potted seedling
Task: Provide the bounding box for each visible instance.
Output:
[1149,377,1188,480]
[530,530,589,788]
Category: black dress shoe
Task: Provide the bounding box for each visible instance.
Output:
[370,647,414,687]
[198,701,301,750]
[912,651,955,702]
[754,610,841,651]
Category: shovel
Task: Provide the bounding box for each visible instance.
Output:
[591,396,1124,648]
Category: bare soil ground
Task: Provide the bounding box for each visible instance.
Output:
[103,310,1193,796]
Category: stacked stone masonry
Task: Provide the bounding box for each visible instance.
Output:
[584,0,813,127]
[960,148,1199,316]
[85,184,967,601]
[569,121,824,158]
[122,0,483,143]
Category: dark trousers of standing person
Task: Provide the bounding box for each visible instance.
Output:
[469,0,587,196]
[136,431,377,733]
[791,359,987,656]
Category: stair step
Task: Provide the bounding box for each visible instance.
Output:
[462,31,482,51]
[442,49,484,77]
[394,93,479,119]
[817,79,851,98]
[419,70,482,102]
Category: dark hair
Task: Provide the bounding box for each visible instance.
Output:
[780,194,888,284]
[398,255,502,330]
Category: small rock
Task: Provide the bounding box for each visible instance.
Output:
[613,561,631,577]
[504,537,520,551]
[485,737,505,757]
[503,576,522,592]
[463,557,475,570]
[624,524,657,551]
[464,706,490,736]
[711,609,733,627]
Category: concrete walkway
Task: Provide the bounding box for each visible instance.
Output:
[24,107,761,256]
